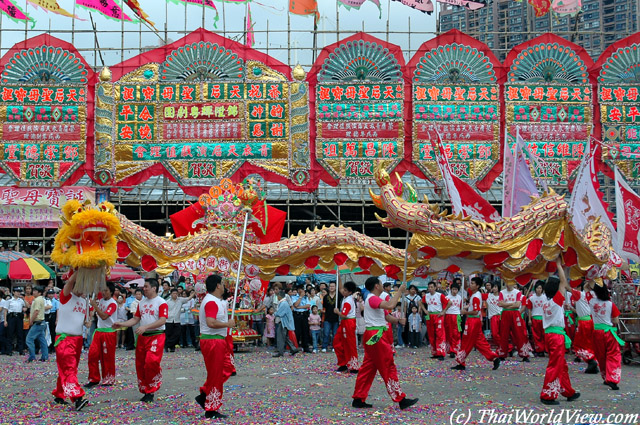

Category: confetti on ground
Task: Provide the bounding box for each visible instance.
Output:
[0,345,638,424]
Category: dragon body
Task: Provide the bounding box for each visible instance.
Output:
[116,212,424,279]
[370,170,613,283]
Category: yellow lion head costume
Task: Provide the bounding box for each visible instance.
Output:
[51,199,121,294]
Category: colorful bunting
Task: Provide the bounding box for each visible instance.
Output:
[124,0,155,28]
[436,0,486,10]
[338,0,381,18]
[391,0,433,14]
[289,0,319,22]
[167,0,219,28]
[27,0,78,18]
[75,0,134,21]
[0,0,32,25]
[551,0,581,16]
[245,2,255,47]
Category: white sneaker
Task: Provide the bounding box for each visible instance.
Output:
[321,349,327,353]
[313,349,318,353]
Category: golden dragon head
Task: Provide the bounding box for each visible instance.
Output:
[51,199,121,269]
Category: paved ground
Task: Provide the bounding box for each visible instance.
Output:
[0,344,639,425]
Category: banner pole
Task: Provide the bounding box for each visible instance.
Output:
[231,208,251,320]
[401,231,410,313]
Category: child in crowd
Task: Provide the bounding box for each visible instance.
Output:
[408,305,421,348]
[265,307,276,347]
[392,305,404,348]
[308,305,322,353]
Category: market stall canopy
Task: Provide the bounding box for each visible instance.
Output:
[108,263,141,282]
[0,251,55,280]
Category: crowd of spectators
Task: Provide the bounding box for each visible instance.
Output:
[0,273,518,359]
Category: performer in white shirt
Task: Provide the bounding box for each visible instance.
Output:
[352,277,418,410]
[527,281,547,357]
[51,272,89,411]
[194,274,236,420]
[85,282,118,387]
[114,278,168,403]
[539,259,580,405]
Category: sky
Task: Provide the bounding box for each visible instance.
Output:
[0,0,440,70]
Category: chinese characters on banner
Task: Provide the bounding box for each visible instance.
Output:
[504,83,592,184]
[413,84,500,180]
[0,84,87,186]
[99,80,296,185]
[600,84,640,183]
[0,186,95,228]
[315,83,404,180]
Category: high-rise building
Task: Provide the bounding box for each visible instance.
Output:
[439,0,638,60]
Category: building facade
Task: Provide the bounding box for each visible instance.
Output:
[439,0,639,60]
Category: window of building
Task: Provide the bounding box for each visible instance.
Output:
[616,23,626,30]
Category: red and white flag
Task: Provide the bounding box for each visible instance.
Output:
[615,167,640,262]
[431,133,500,222]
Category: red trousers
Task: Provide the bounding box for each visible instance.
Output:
[490,315,501,346]
[444,314,461,354]
[426,314,446,356]
[383,324,394,347]
[352,329,406,403]
[593,329,622,384]
[334,318,359,370]
[540,333,576,401]
[498,311,530,358]
[455,318,498,366]
[573,319,596,362]
[531,318,546,353]
[52,335,85,402]
[200,338,234,412]
[225,335,236,373]
[565,313,576,341]
[135,333,165,394]
[88,330,117,385]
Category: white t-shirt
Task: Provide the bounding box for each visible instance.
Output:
[542,292,565,329]
[96,298,118,328]
[56,292,87,336]
[528,294,546,317]
[499,288,522,305]
[589,298,620,327]
[200,293,227,337]
[364,295,387,327]
[446,294,462,315]
[422,292,448,313]
[487,293,502,318]
[0,299,7,321]
[134,296,168,331]
[467,292,487,315]
[571,289,592,318]
[341,295,356,319]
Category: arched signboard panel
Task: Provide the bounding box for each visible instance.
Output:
[93,28,311,191]
[503,34,594,185]
[307,32,410,184]
[0,35,95,186]
[594,34,640,184]
[407,29,504,185]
